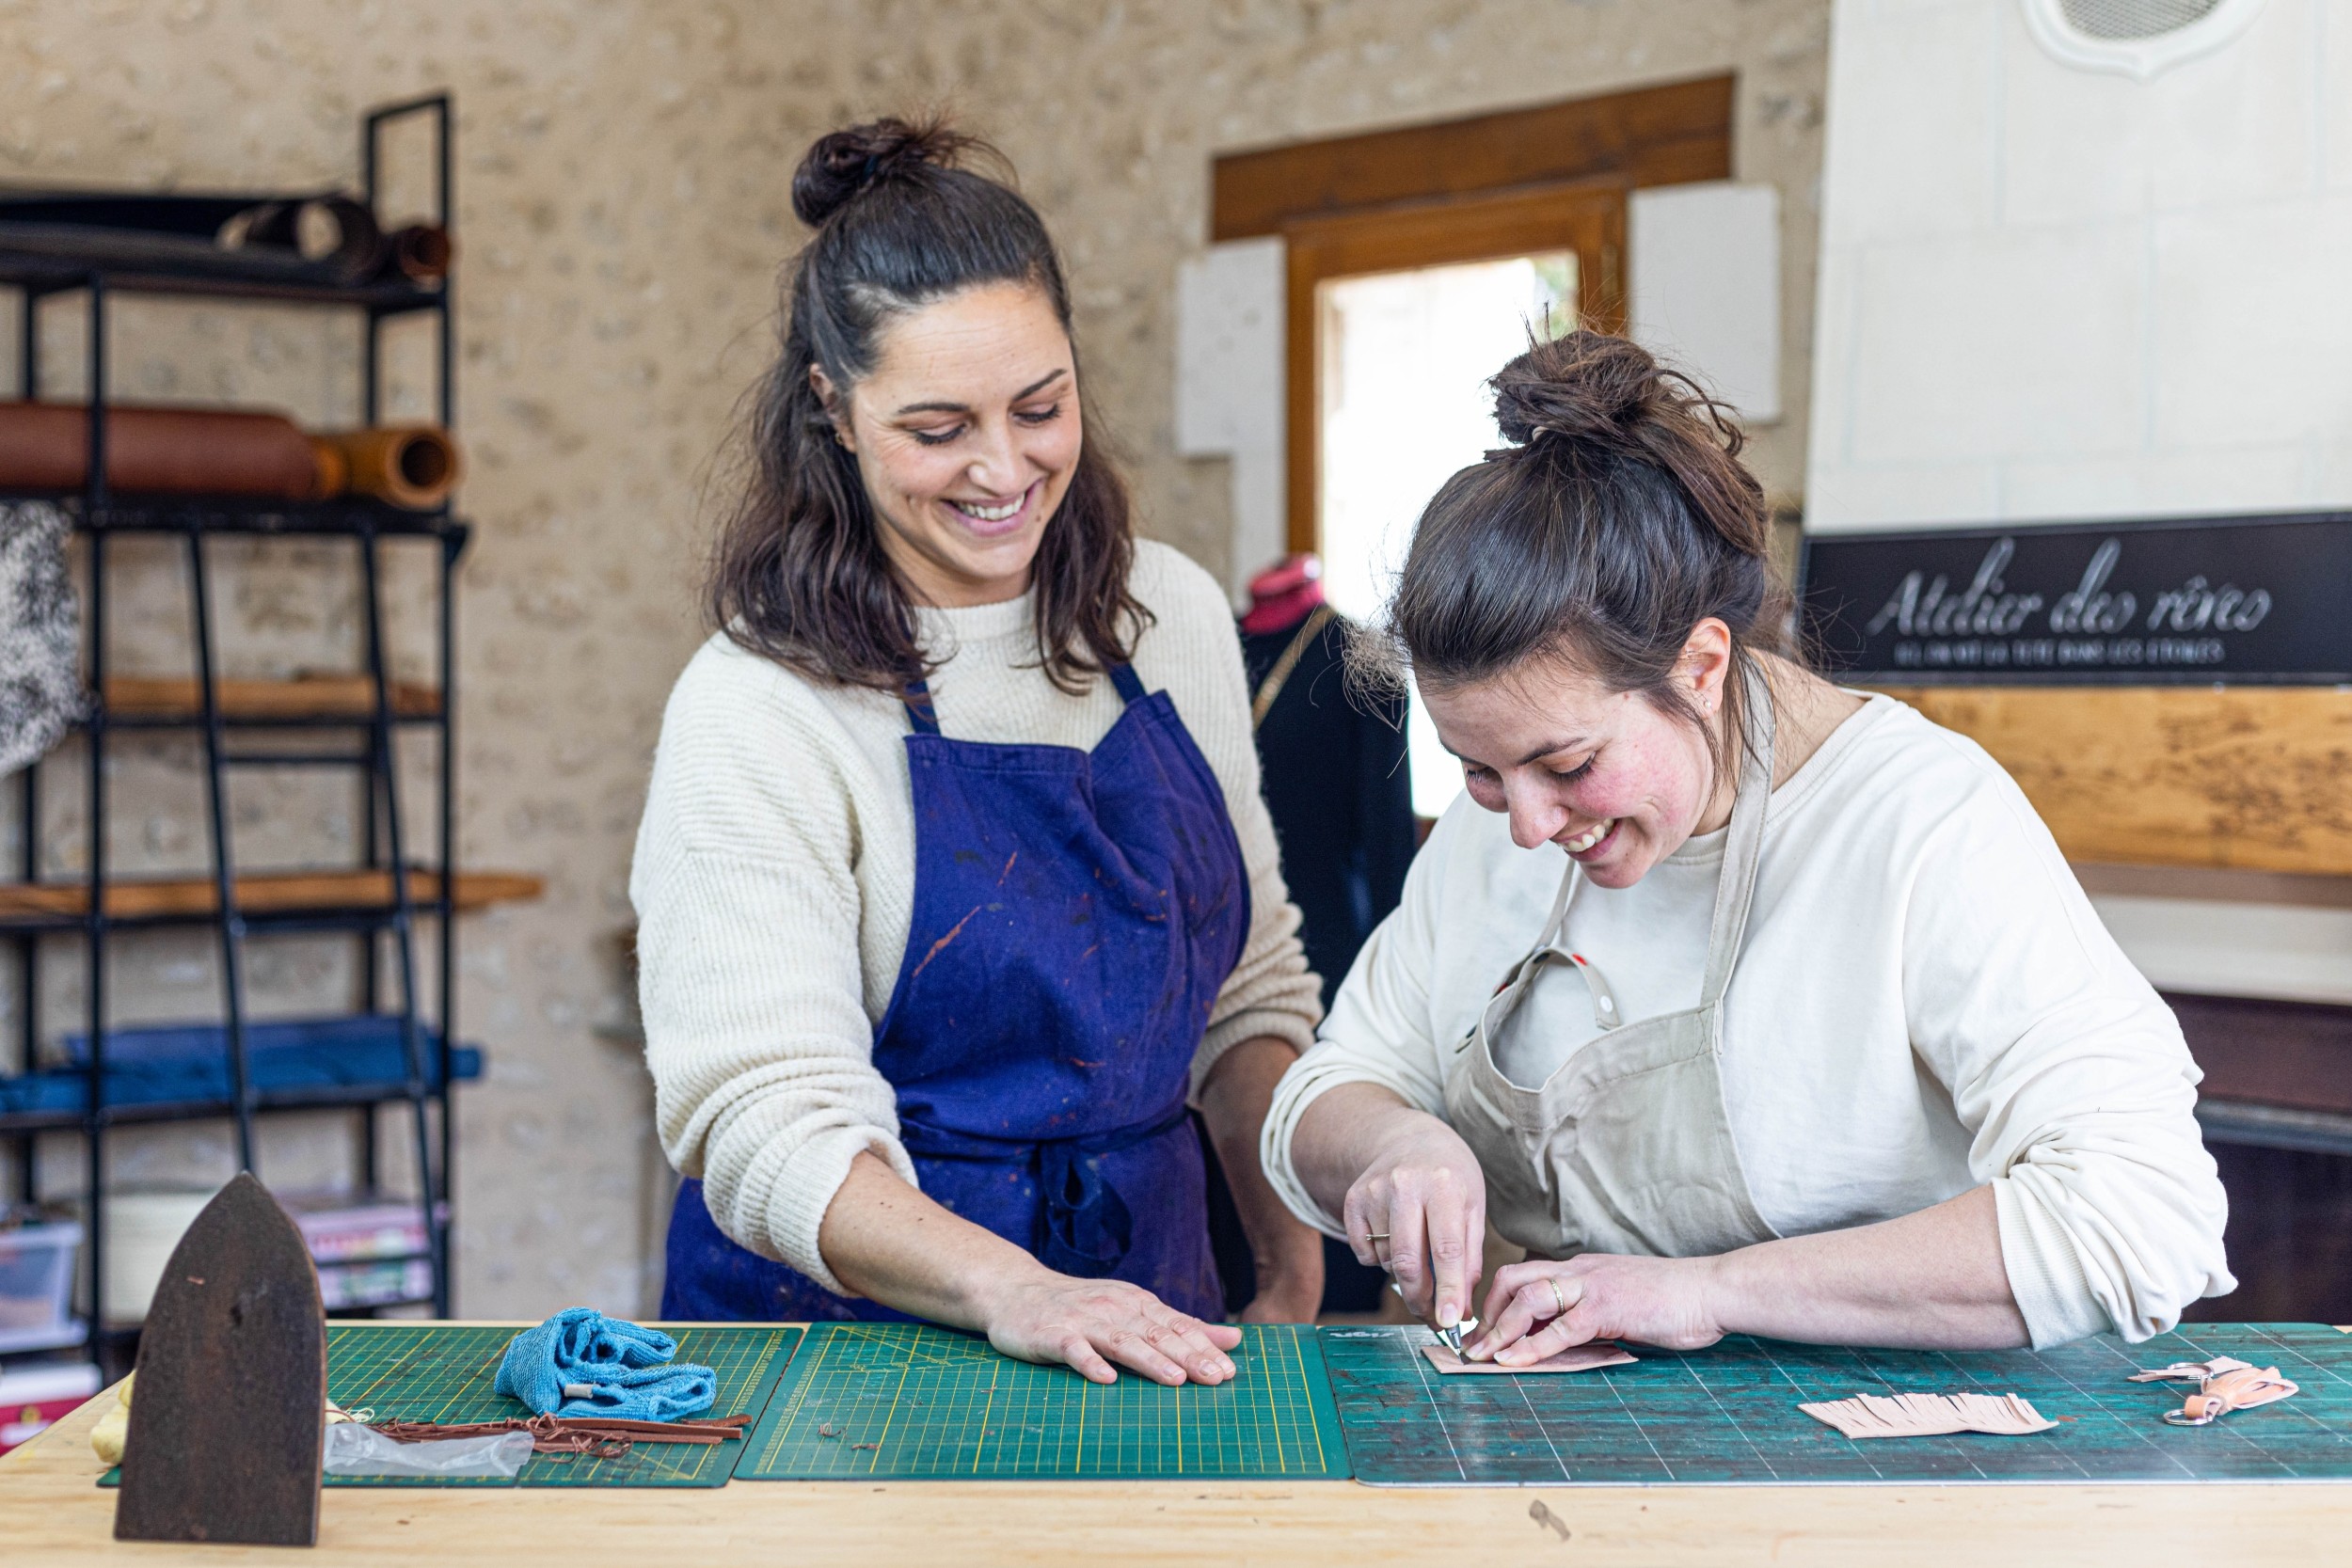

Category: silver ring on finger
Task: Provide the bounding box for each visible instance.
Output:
[1549,1276,1568,1317]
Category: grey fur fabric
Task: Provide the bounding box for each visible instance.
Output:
[0,501,86,777]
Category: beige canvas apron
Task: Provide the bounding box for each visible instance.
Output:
[1441,680,1781,1261]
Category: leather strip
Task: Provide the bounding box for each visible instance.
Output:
[371,1412,752,1457]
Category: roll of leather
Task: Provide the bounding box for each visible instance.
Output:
[310,426,461,510]
[1,190,438,286]
[0,192,261,239]
[387,225,453,282]
[0,404,461,509]
[218,196,387,282]
[0,403,326,499]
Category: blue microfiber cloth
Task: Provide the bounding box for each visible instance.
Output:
[493,1307,718,1421]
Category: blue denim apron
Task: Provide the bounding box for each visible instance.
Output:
[661,662,1247,1323]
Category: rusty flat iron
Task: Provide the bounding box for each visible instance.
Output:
[114,1170,326,1547]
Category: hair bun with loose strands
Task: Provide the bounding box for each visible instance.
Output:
[791,116,985,229]
[1490,331,1771,562]
[1361,328,1802,783]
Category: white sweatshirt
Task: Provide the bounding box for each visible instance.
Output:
[1263,692,2234,1346]
[632,542,1322,1293]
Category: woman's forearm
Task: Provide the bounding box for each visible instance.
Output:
[818,1148,1049,1327]
[1199,1036,1324,1315]
[1289,1079,1423,1220]
[1705,1184,2028,1349]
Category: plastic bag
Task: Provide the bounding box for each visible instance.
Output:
[322,1421,533,1478]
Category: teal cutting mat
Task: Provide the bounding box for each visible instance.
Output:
[734,1321,1349,1481]
[1323,1323,2352,1486]
[102,1323,802,1489]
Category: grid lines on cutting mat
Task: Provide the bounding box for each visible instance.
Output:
[1321,1323,2352,1486]
[734,1321,1349,1480]
[321,1323,801,1487]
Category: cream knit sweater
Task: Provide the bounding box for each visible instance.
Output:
[1263,694,2233,1346]
[631,541,1323,1292]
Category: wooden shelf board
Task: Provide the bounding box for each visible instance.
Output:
[0,869,541,921]
[103,674,439,721]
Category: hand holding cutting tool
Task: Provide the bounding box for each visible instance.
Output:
[1343,1111,1489,1339]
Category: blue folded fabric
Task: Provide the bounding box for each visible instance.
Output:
[493,1307,717,1422]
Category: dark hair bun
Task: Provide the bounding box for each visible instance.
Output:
[1491,330,1670,449]
[792,116,978,228]
[1491,329,1769,559]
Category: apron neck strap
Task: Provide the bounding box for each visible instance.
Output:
[1696,661,1776,1008]
[899,677,943,736]
[902,663,1147,737]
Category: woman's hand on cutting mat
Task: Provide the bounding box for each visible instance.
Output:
[1461,1191,2032,1361]
[820,1152,1244,1386]
[986,1273,1244,1386]
[1463,1255,1726,1364]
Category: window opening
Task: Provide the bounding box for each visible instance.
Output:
[1316,252,1576,817]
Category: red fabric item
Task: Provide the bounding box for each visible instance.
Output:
[1242,553,1326,635]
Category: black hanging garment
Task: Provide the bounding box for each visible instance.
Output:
[1198,596,1419,1314]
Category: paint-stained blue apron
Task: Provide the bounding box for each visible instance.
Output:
[661,662,1247,1323]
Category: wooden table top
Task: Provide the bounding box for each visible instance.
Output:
[7,1359,2349,1565]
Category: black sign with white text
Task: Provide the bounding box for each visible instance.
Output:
[1800,512,2352,685]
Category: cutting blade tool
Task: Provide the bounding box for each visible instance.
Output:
[1389,1280,1477,1361]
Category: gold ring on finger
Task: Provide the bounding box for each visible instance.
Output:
[1549,1276,1568,1317]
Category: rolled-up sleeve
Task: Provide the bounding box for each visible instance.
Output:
[1260,802,1462,1236]
[1902,780,2234,1346]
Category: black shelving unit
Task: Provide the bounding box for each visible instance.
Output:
[2,96,469,1367]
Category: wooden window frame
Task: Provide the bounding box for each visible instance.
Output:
[1209,73,1733,557]
[1282,181,1628,556]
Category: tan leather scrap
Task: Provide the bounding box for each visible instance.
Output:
[1799,1391,2058,1439]
[2127,1356,2300,1427]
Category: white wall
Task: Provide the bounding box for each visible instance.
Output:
[1629,182,1785,423]
[1174,239,1287,605]
[1806,0,2352,532]
[1805,0,2352,1006]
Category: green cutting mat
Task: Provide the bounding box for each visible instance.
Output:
[324,1323,800,1487]
[734,1321,1349,1481]
[99,1323,802,1489]
[1323,1323,2352,1486]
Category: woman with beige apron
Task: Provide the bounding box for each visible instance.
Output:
[1264,332,2233,1361]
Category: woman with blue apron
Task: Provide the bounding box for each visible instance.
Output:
[633,119,1326,1385]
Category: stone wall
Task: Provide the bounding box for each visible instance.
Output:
[0,0,1829,1315]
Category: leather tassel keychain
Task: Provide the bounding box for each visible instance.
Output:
[2128,1356,2299,1426]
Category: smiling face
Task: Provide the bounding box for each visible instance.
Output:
[813,279,1084,608]
[1420,621,1737,890]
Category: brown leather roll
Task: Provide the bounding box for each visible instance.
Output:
[309,425,461,510]
[0,402,327,499]
[387,225,453,282]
